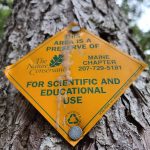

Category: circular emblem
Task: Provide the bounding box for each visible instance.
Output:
[65,111,81,127]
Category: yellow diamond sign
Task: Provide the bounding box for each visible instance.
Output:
[4,23,147,146]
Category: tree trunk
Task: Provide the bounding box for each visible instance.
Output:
[0,0,150,149]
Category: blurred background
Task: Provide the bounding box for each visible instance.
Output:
[0,0,13,39]
[116,0,150,65]
[0,0,150,64]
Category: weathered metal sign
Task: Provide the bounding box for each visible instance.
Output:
[4,23,147,146]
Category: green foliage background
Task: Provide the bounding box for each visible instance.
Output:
[120,0,150,50]
[119,0,150,65]
[0,0,13,39]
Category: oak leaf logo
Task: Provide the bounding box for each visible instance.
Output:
[50,54,63,67]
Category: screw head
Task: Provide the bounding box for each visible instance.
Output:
[70,25,81,33]
[68,126,83,141]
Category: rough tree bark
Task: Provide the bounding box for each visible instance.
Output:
[0,0,150,149]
